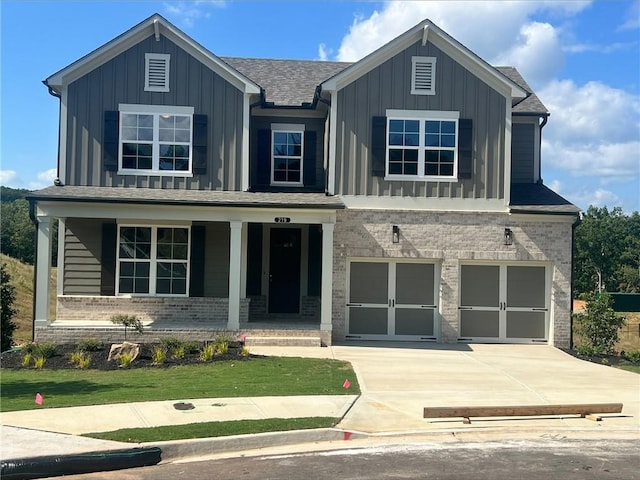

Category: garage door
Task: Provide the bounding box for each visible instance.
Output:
[459,264,548,343]
[347,260,437,340]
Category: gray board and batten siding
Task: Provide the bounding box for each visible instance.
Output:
[64,35,245,191]
[511,123,535,183]
[334,41,507,199]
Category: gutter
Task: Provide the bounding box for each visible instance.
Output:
[538,114,549,183]
[43,80,64,185]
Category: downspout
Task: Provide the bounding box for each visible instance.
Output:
[43,82,63,184]
[569,212,581,350]
[537,113,549,184]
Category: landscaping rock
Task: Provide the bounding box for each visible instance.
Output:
[108,342,140,363]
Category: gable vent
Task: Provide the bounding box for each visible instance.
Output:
[411,56,436,95]
[145,53,170,92]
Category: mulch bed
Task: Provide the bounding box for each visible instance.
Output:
[0,342,252,370]
[561,348,640,368]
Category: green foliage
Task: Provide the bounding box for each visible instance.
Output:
[182,341,201,354]
[70,350,91,369]
[1,264,17,351]
[0,199,34,264]
[623,350,640,363]
[160,337,183,351]
[118,352,135,368]
[199,343,215,362]
[33,356,46,369]
[574,207,640,295]
[172,345,186,359]
[22,341,57,358]
[77,337,103,352]
[20,352,32,367]
[574,292,627,354]
[110,314,143,341]
[151,346,167,365]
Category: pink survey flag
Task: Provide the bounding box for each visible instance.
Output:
[241,334,247,343]
[35,393,43,405]
[343,379,351,389]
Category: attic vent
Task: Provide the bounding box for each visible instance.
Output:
[411,56,436,95]
[145,53,170,92]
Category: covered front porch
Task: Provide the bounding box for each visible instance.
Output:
[29,186,343,345]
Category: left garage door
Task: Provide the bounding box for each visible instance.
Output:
[346,260,438,340]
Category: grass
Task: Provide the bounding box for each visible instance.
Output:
[0,357,359,412]
[85,417,338,443]
[617,365,640,374]
[1,254,56,344]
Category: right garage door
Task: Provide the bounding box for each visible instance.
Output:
[459,264,548,343]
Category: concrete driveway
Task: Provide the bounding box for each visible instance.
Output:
[256,343,640,434]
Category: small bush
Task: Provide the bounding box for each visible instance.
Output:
[77,355,92,369]
[216,342,229,355]
[214,333,233,345]
[172,345,186,359]
[118,352,134,368]
[33,356,46,369]
[575,343,599,357]
[623,350,640,363]
[574,293,626,355]
[241,346,250,357]
[183,341,202,354]
[21,352,32,367]
[200,343,215,362]
[161,337,183,351]
[1,264,17,352]
[70,350,92,369]
[151,346,167,365]
[35,342,57,359]
[78,337,103,352]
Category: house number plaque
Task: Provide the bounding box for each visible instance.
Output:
[274,217,291,223]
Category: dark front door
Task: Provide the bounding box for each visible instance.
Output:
[269,228,301,313]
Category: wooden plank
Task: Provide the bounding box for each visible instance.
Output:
[423,403,623,419]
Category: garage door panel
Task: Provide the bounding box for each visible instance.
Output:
[350,262,388,304]
[396,309,435,336]
[460,265,499,307]
[349,307,388,335]
[396,263,434,305]
[506,311,546,339]
[507,266,546,308]
[460,310,500,337]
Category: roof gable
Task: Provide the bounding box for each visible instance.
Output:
[321,20,527,101]
[45,14,260,95]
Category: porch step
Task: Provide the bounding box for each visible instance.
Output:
[244,336,322,347]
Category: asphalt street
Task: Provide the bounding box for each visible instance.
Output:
[47,438,640,480]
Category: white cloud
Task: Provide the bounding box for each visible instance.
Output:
[618,1,640,31]
[317,43,331,62]
[569,188,622,209]
[163,0,225,28]
[0,170,18,186]
[563,41,638,54]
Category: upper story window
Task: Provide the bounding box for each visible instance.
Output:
[145,53,170,92]
[118,104,194,175]
[271,123,304,186]
[117,225,190,296]
[386,110,459,180]
[411,56,436,95]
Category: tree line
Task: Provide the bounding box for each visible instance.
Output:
[0,186,638,295]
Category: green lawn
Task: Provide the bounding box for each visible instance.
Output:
[86,417,338,443]
[0,357,359,412]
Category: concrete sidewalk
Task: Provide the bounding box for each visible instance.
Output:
[2,344,639,468]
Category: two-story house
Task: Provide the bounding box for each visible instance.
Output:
[29,14,579,347]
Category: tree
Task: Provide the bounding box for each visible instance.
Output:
[1,264,18,352]
[574,292,626,355]
[0,199,35,264]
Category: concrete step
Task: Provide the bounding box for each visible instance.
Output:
[244,336,321,347]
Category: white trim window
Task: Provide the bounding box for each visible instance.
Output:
[145,53,170,92]
[386,110,459,180]
[411,56,436,95]
[117,225,190,296]
[271,123,304,185]
[119,104,194,175]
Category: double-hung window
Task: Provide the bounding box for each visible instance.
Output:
[117,225,190,296]
[119,104,194,175]
[386,110,459,179]
[271,124,304,185]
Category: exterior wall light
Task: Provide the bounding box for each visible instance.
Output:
[504,227,514,246]
[392,225,400,244]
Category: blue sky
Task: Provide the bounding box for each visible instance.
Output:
[1,1,639,212]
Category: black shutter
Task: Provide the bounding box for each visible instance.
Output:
[100,222,117,296]
[371,116,387,177]
[458,118,473,179]
[192,114,208,174]
[103,111,119,172]
[189,225,205,297]
[303,130,317,187]
[257,129,271,186]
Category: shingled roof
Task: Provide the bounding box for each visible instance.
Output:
[496,67,548,115]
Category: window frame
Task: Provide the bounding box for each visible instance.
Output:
[270,123,305,186]
[144,53,171,92]
[115,224,191,297]
[385,109,459,181]
[118,104,194,176]
[411,56,437,96]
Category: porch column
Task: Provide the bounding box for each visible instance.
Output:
[228,221,244,330]
[34,216,53,327]
[320,222,335,333]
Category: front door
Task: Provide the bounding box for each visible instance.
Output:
[268,228,301,313]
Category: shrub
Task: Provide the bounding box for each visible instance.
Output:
[575,343,599,357]
[151,346,167,365]
[78,337,103,352]
[33,356,46,369]
[1,264,17,352]
[70,350,91,369]
[241,346,250,357]
[574,293,626,355]
[161,337,183,351]
[200,343,215,362]
[34,342,57,359]
[172,345,186,359]
[21,352,32,367]
[110,314,143,341]
[118,352,135,368]
[183,341,202,354]
[216,341,229,355]
[623,350,640,363]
